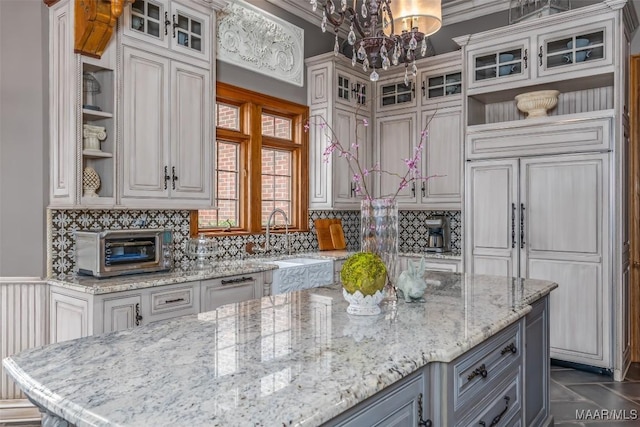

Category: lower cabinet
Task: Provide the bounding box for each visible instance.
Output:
[49,274,261,343]
[327,369,431,427]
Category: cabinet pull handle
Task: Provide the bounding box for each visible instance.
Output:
[467,363,488,381]
[410,81,416,96]
[421,82,426,97]
[171,166,178,190]
[171,14,177,38]
[421,181,426,197]
[164,166,171,190]
[523,48,528,69]
[479,396,510,427]
[164,12,171,36]
[520,203,526,249]
[221,276,253,285]
[350,182,356,197]
[165,297,185,304]
[417,393,433,427]
[538,45,543,66]
[411,182,416,197]
[500,342,517,355]
[511,203,516,248]
[135,303,143,326]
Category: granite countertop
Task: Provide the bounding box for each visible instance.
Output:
[49,250,461,295]
[4,272,556,427]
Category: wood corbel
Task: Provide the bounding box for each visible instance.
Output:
[74,0,129,59]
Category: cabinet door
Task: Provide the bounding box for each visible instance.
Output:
[335,69,370,112]
[123,0,169,50]
[466,37,531,92]
[169,0,210,62]
[376,78,417,112]
[375,112,418,204]
[103,295,142,333]
[536,18,613,79]
[421,107,462,208]
[333,108,371,207]
[465,159,519,277]
[308,107,331,208]
[50,291,90,343]
[524,297,550,427]
[122,46,170,200]
[169,61,211,201]
[522,153,609,367]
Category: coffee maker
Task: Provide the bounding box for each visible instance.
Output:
[424,217,449,253]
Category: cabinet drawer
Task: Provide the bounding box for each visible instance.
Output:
[467,114,611,159]
[458,371,522,427]
[452,322,522,412]
[150,286,195,314]
[201,273,262,312]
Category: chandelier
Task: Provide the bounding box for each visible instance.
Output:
[310,0,442,83]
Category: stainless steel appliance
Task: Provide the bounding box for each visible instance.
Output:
[76,229,173,277]
[424,217,449,253]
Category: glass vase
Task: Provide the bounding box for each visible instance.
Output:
[360,198,399,301]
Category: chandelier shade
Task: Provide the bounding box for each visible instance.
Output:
[310,0,442,82]
[387,0,442,36]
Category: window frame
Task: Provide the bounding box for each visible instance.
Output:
[191,82,309,236]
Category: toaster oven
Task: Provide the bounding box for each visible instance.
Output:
[76,229,172,278]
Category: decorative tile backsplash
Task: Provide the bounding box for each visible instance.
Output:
[48,209,461,278]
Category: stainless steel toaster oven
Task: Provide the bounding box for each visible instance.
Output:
[76,229,172,278]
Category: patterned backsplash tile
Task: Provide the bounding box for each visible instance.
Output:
[48,209,461,278]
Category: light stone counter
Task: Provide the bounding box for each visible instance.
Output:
[4,272,556,427]
[48,250,460,295]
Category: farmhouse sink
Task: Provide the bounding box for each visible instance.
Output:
[267,258,334,294]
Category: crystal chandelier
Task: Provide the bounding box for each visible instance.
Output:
[310,0,442,83]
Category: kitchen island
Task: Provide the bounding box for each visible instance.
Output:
[3,272,556,426]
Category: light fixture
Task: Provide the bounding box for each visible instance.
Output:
[310,0,442,83]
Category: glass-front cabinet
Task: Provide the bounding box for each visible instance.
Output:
[464,15,614,93]
[335,70,369,111]
[123,0,210,62]
[423,71,462,100]
[377,78,416,112]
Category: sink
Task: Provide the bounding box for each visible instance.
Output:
[266,258,334,294]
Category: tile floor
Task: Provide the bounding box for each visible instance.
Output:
[552,362,640,426]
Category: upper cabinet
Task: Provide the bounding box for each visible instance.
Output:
[122,0,211,64]
[306,53,373,210]
[458,8,616,97]
[49,0,118,208]
[47,0,220,209]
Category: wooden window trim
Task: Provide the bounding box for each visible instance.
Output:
[191,83,309,237]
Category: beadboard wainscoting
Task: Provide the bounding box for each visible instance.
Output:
[0,280,48,423]
[48,209,461,278]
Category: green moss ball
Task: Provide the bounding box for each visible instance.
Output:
[341,252,387,296]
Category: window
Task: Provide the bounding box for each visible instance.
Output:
[194,83,308,235]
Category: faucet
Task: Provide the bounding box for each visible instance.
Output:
[265,208,290,255]
[245,208,291,255]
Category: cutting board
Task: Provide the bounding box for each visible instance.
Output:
[314,218,341,250]
[329,223,346,250]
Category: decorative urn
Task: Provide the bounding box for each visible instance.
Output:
[340,252,387,315]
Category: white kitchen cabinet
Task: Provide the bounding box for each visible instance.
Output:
[465,152,610,368]
[48,0,118,207]
[102,295,142,333]
[458,11,614,95]
[306,53,372,209]
[200,273,264,312]
[460,0,633,379]
[50,290,90,343]
[419,51,463,107]
[122,0,211,64]
[375,112,418,204]
[120,45,212,208]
